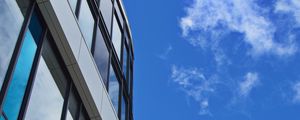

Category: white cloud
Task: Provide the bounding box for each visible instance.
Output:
[171,65,217,116]
[239,72,259,97]
[292,82,300,103]
[275,0,300,24]
[180,0,297,57]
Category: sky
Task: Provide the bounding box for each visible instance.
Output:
[123,0,300,120]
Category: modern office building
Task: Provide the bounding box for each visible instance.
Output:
[0,0,134,119]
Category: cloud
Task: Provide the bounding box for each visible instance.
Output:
[158,45,173,60]
[180,0,297,57]
[275,0,300,25]
[171,65,217,116]
[239,72,259,97]
[292,81,300,103]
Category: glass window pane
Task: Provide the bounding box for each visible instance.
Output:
[78,0,95,49]
[100,0,113,34]
[25,58,64,120]
[114,2,123,27]
[109,65,120,112]
[0,0,27,89]
[112,15,122,60]
[68,0,77,12]
[3,10,43,119]
[94,27,109,86]
[3,30,37,120]
[123,44,128,80]
[121,96,127,120]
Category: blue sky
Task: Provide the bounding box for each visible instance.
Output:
[124,0,300,120]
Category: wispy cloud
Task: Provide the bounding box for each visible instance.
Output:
[239,72,259,97]
[171,65,218,116]
[180,0,297,57]
[275,0,300,25]
[158,45,173,60]
[292,81,300,103]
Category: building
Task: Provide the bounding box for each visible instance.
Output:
[0,0,134,120]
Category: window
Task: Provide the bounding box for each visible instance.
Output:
[94,27,110,86]
[109,65,120,112]
[122,42,128,81]
[0,0,30,89]
[2,9,44,119]
[25,57,64,120]
[121,96,127,120]
[100,0,113,34]
[114,2,124,27]
[68,0,78,13]
[112,15,122,60]
[25,35,69,119]
[78,0,95,49]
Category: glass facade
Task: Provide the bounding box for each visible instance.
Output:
[0,0,134,119]
[78,0,95,49]
[100,0,113,34]
[109,65,120,113]
[0,0,28,89]
[123,43,128,81]
[25,58,64,120]
[94,27,110,86]
[112,15,122,60]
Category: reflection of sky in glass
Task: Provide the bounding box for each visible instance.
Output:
[0,0,24,88]
[78,0,94,49]
[68,0,77,13]
[123,45,128,80]
[94,27,109,85]
[112,16,122,60]
[3,31,37,120]
[25,57,64,120]
[100,0,113,34]
[121,97,126,120]
[109,65,120,112]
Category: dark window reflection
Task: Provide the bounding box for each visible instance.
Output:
[94,27,109,86]
[109,65,120,112]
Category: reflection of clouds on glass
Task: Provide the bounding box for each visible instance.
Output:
[121,97,126,120]
[25,58,64,120]
[78,0,94,49]
[112,15,122,60]
[109,66,120,112]
[0,0,23,86]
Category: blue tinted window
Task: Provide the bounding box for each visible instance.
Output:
[68,0,78,13]
[94,27,109,86]
[121,96,127,120]
[78,0,95,49]
[2,10,43,119]
[123,44,128,80]
[109,65,120,112]
[3,30,37,120]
